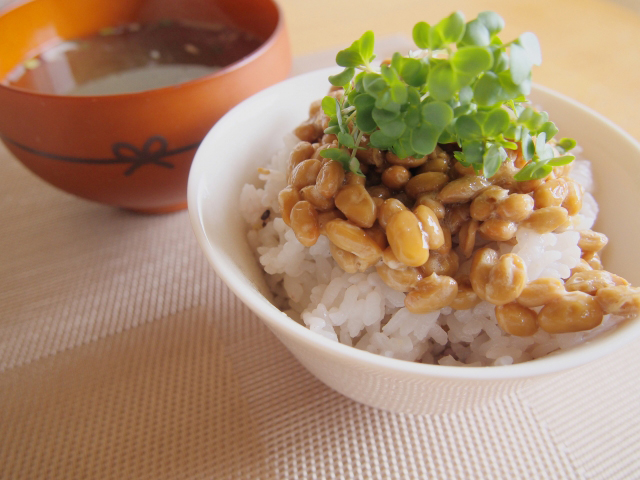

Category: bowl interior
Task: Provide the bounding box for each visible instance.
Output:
[188,67,640,379]
[0,0,281,82]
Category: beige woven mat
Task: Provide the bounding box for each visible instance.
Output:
[2,40,640,480]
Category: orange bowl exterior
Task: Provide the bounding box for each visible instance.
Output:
[0,0,291,212]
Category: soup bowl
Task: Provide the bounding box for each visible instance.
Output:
[0,0,290,213]
[188,67,640,414]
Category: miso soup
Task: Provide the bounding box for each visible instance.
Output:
[3,20,264,95]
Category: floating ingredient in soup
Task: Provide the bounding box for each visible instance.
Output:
[3,20,263,95]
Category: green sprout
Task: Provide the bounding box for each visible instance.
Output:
[320,11,575,181]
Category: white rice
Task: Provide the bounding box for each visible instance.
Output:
[241,134,622,366]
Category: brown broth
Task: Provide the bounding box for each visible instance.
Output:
[3,20,264,95]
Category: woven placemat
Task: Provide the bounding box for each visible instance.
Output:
[1,39,639,479]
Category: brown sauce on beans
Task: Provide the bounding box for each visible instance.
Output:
[276,90,640,335]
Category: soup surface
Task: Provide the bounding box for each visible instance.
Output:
[3,20,263,95]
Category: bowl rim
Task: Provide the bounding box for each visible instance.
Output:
[0,0,287,100]
[188,66,640,381]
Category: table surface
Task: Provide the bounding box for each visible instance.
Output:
[1,1,640,479]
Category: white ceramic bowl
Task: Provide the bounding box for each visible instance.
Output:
[188,67,640,415]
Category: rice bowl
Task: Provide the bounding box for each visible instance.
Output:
[188,67,640,414]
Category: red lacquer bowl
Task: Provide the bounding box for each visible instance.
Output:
[0,0,290,212]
